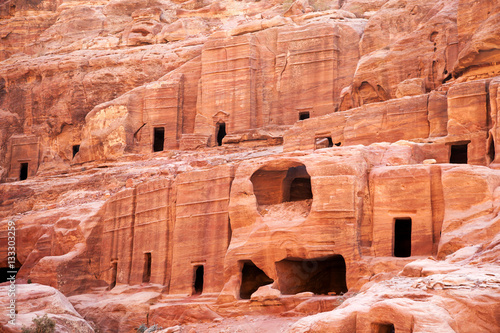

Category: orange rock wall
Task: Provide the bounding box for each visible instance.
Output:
[223,154,368,296]
[275,22,359,120]
[100,188,137,286]
[142,77,184,151]
[197,33,258,142]
[6,135,40,181]
[130,179,172,286]
[99,179,174,288]
[284,78,500,167]
[284,94,433,151]
[170,165,233,295]
[370,165,440,257]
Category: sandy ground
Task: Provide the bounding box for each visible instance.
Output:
[180,315,302,333]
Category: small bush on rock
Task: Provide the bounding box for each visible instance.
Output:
[21,314,56,333]
[136,323,163,332]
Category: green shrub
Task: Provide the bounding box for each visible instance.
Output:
[136,323,162,332]
[136,324,148,333]
[21,314,56,333]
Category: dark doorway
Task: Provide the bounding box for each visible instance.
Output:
[72,145,80,158]
[153,127,165,152]
[19,163,28,180]
[289,178,312,201]
[240,261,274,299]
[275,255,348,295]
[299,112,310,121]
[216,122,226,146]
[110,262,118,289]
[228,219,232,249]
[374,323,395,333]
[193,265,204,295]
[142,253,151,283]
[488,137,495,163]
[450,143,468,164]
[394,218,412,257]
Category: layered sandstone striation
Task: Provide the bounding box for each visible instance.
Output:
[1,0,500,332]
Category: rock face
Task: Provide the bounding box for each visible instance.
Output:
[1,0,500,332]
[0,284,94,333]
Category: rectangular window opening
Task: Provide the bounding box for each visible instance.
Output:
[394,218,412,257]
[153,127,165,152]
[142,253,151,283]
[19,163,28,181]
[450,143,468,164]
[299,112,310,121]
[373,323,395,333]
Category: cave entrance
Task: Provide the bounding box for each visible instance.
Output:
[193,265,204,295]
[373,323,395,333]
[394,218,412,257]
[153,127,165,152]
[142,253,151,283]
[275,255,348,295]
[216,122,226,146]
[239,261,274,299]
[251,164,312,205]
[19,163,28,181]
[289,177,312,201]
[72,145,80,158]
[449,143,468,164]
[315,136,334,149]
[110,261,118,289]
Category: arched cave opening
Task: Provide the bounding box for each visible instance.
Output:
[251,164,312,205]
[216,122,226,146]
[275,255,348,295]
[193,265,204,295]
[19,163,28,181]
[394,218,412,258]
[239,261,274,299]
[142,253,151,283]
[153,127,165,152]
